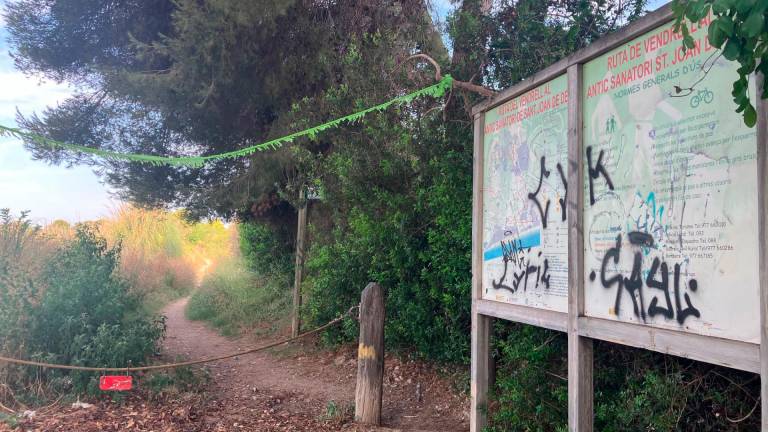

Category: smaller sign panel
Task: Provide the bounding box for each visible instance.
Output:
[482,74,569,312]
[100,375,133,391]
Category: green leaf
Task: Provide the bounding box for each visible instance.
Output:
[717,16,735,35]
[712,0,733,14]
[743,9,765,37]
[722,37,742,60]
[708,21,725,47]
[684,0,703,20]
[734,76,748,93]
[744,103,757,127]
[681,25,696,50]
[735,0,757,15]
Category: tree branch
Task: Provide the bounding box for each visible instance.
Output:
[398,53,497,98]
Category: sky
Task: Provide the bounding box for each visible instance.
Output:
[0,10,116,224]
[0,0,668,224]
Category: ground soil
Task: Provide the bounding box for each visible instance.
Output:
[2,298,469,431]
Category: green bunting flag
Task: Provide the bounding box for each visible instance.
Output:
[0,75,453,168]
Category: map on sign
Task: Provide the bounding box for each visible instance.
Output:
[482,75,569,312]
[582,16,759,343]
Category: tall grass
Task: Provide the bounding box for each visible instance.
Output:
[186,256,291,337]
[0,210,48,383]
[98,205,233,311]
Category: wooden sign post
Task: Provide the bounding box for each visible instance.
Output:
[292,188,308,338]
[756,74,768,431]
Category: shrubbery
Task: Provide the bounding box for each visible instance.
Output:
[0,212,165,399]
[486,324,760,431]
[303,149,473,362]
[239,222,293,277]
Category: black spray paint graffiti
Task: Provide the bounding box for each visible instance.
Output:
[589,233,700,325]
[492,233,551,294]
[527,156,567,227]
[586,145,702,326]
[491,155,567,295]
[586,146,614,205]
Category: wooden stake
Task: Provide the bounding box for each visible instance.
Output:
[355,282,385,425]
[292,188,308,338]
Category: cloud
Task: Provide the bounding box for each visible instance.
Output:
[0,71,72,124]
[0,139,117,223]
[0,23,111,223]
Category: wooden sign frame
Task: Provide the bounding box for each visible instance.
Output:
[470,4,768,431]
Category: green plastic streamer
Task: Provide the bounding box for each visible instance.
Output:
[0,75,453,168]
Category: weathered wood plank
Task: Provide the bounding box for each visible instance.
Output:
[470,112,491,432]
[567,63,593,432]
[475,300,567,332]
[472,113,485,302]
[471,312,491,432]
[355,282,385,425]
[756,73,768,430]
[578,317,760,373]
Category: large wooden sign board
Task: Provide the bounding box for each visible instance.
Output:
[470,5,768,431]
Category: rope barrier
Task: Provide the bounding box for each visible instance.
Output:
[0,75,453,168]
[0,305,359,373]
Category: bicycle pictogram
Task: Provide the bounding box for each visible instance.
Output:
[689,88,714,108]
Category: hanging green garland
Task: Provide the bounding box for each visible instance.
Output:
[0,76,453,168]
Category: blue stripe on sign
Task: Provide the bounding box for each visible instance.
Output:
[483,230,541,261]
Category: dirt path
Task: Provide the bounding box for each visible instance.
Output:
[161,298,470,431]
[0,298,469,431]
[162,297,350,405]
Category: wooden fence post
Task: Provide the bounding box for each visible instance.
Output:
[292,188,308,338]
[355,282,385,425]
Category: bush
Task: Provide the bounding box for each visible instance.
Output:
[0,214,165,399]
[31,226,165,393]
[303,145,473,363]
[486,324,760,431]
[239,221,293,276]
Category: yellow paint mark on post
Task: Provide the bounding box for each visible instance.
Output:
[358,343,377,360]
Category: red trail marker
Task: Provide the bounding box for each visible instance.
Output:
[99,376,133,391]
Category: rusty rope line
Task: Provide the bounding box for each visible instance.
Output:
[0,305,359,373]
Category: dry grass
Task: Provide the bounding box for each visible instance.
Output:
[96,205,235,311]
